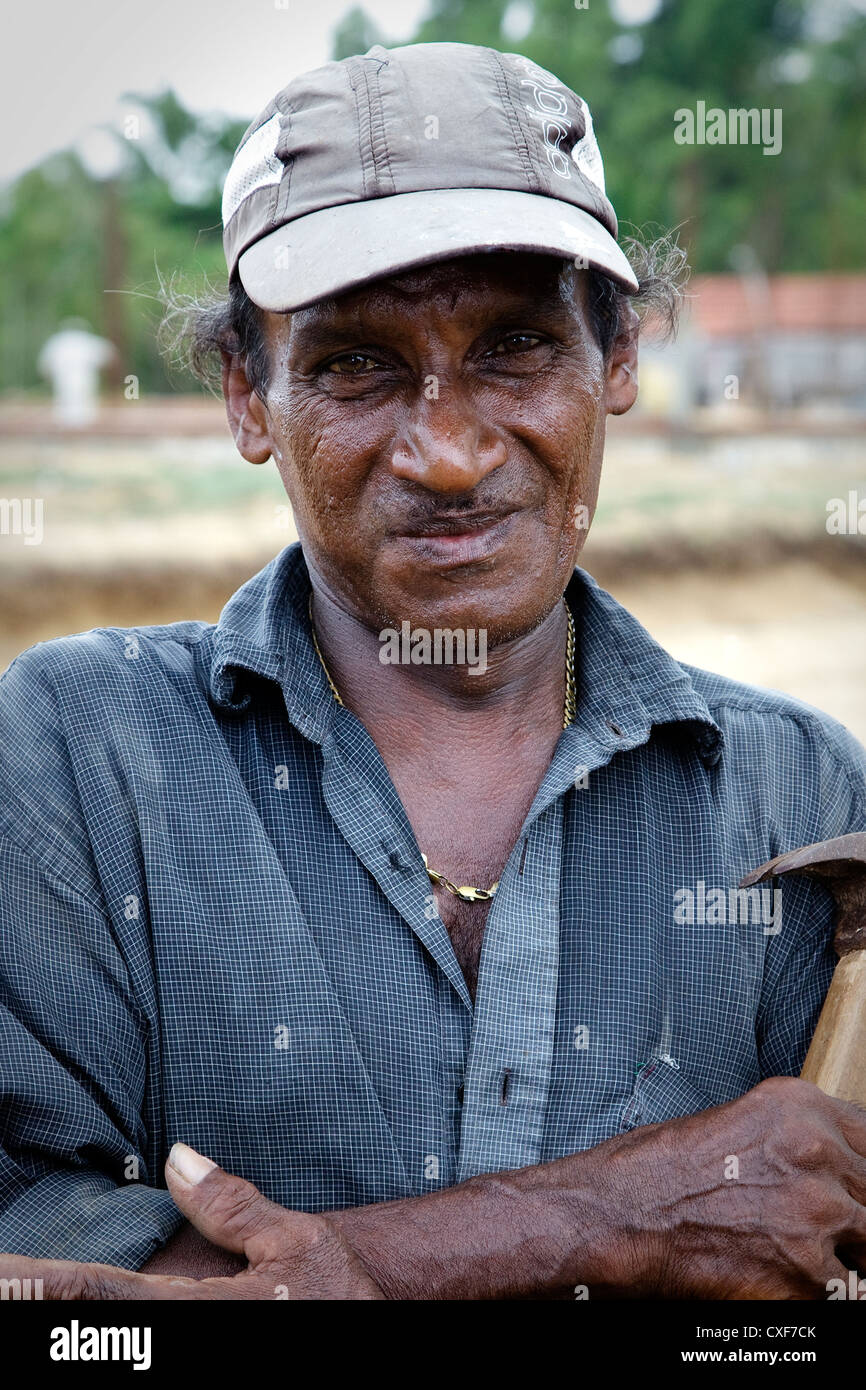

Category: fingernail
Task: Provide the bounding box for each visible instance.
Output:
[168,1142,217,1185]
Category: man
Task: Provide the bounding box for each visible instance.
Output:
[2,42,865,1301]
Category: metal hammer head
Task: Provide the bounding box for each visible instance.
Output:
[740,832,866,956]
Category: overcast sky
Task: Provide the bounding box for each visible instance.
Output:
[0,0,430,183]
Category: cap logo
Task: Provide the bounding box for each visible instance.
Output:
[511,55,605,194]
[512,56,572,181]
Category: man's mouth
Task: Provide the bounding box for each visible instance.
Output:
[394,511,517,566]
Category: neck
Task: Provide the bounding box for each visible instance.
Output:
[308,586,570,744]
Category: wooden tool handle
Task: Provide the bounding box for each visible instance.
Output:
[801,952,866,1106]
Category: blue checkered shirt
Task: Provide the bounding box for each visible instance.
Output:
[1,543,864,1269]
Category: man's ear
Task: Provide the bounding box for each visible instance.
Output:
[604,300,640,417]
[221,351,272,464]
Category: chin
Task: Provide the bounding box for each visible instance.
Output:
[377,575,553,646]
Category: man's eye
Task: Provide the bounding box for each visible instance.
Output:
[324,353,381,375]
[489,333,544,355]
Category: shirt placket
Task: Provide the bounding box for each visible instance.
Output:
[456,796,564,1180]
[454,711,654,1180]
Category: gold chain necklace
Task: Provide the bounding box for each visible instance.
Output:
[308,593,576,903]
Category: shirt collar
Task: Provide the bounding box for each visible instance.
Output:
[209,543,723,767]
[563,566,724,768]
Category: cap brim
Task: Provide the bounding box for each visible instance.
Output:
[238,186,639,311]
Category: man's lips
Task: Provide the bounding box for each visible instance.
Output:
[392,511,518,565]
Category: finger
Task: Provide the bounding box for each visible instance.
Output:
[164,1146,384,1297]
[0,1252,203,1302]
[831,1130,866,1208]
[821,1090,866,1161]
[165,1143,292,1261]
[791,1085,866,1204]
[844,1142,866,1208]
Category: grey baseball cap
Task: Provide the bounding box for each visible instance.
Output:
[223,41,639,311]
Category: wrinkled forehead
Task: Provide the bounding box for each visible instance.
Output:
[283,251,584,337]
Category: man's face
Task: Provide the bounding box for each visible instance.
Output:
[229,252,636,641]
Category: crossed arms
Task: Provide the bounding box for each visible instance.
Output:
[3,1077,866,1299]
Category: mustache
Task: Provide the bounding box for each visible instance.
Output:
[387,492,527,535]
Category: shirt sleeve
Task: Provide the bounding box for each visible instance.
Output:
[0,646,184,1268]
[0,835,184,1266]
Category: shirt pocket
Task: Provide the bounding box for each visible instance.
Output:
[620,1056,715,1132]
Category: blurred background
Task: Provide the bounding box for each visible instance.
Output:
[1,0,865,737]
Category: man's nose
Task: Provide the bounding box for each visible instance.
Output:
[389,387,508,493]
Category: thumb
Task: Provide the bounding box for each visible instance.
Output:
[165,1142,285,1260]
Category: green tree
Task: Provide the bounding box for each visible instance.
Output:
[333,5,387,60]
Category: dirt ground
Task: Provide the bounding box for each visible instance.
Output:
[612,562,866,742]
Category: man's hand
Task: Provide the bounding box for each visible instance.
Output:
[0,1144,382,1300]
[614,1076,866,1298]
[328,1075,866,1300]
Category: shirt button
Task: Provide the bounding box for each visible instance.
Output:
[607,719,624,738]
